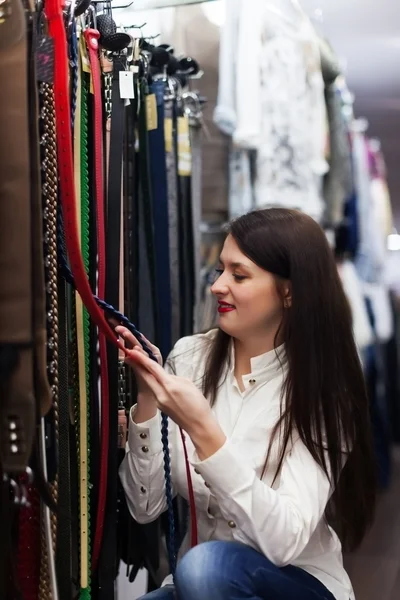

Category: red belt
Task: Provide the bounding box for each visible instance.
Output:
[45,0,198,564]
[83,27,109,572]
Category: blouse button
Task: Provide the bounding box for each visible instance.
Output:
[228,520,237,529]
[140,433,148,439]
[141,446,149,453]
[194,468,200,475]
[249,379,256,384]
[204,482,211,488]
[140,486,146,494]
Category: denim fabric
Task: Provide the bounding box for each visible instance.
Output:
[138,541,336,600]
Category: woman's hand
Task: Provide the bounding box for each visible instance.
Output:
[124,346,212,432]
[115,326,162,396]
[122,345,226,457]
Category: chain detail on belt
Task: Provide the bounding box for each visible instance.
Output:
[104,72,112,120]
[38,80,60,600]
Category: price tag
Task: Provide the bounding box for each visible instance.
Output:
[146,94,158,131]
[164,118,173,153]
[178,115,192,176]
[119,71,135,99]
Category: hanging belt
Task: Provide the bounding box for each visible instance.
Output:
[45,0,198,572]
[80,55,93,600]
[98,56,127,599]
[73,51,92,597]
[83,27,110,575]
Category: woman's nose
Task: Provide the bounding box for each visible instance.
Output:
[211,273,229,295]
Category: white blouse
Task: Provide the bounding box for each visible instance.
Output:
[119,330,354,600]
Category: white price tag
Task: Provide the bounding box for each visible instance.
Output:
[119,71,135,99]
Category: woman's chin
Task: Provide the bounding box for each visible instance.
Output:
[217,319,237,337]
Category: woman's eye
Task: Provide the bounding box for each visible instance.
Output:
[214,269,246,282]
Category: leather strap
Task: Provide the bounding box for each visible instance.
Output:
[98,56,127,599]
[73,55,91,594]
[80,52,93,599]
[83,26,110,575]
[55,277,73,600]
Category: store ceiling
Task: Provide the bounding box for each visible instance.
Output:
[301,0,400,226]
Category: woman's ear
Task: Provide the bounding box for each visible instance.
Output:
[283,282,292,308]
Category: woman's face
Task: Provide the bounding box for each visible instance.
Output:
[211,235,287,341]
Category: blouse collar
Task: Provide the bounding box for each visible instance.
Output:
[229,340,287,380]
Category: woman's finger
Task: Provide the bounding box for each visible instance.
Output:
[126,355,166,398]
[139,333,162,363]
[115,326,144,352]
[127,348,171,386]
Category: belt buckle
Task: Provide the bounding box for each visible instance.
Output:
[0,0,12,24]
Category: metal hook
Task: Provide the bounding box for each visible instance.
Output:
[144,33,161,42]
[111,1,133,9]
[182,91,202,118]
[124,22,147,30]
[85,3,97,29]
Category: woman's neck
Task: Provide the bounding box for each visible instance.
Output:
[233,332,278,389]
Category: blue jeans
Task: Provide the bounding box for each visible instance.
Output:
[138,541,336,599]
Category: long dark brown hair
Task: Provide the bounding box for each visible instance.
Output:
[203,208,376,550]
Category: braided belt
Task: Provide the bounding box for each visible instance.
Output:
[39,79,60,600]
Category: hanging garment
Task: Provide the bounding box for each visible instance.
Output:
[363,282,394,345]
[353,130,386,284]
[228,0,328,222]
[170,4,229,222]
[338,260,373,351]
[323,82,353,228]
[213,0,241,136]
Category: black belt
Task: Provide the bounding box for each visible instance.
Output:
[98,56,127,599]
[55,276,74,600]
[137,79,159,343]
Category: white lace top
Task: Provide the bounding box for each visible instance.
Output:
[215,0,328,222]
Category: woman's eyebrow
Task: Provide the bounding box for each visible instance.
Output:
[218,258,251,269]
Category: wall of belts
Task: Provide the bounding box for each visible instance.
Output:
[0,0,204,598]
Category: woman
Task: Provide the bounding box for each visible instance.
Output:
[118,208,376,600]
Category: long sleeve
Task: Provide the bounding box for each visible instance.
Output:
[119,407,179,524]
[119,335,199,524]
[191,435,332,567]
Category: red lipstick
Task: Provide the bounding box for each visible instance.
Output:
[218,301,236,313]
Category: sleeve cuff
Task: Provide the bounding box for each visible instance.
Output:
[128,406,163,457]
[190,439,255,498]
